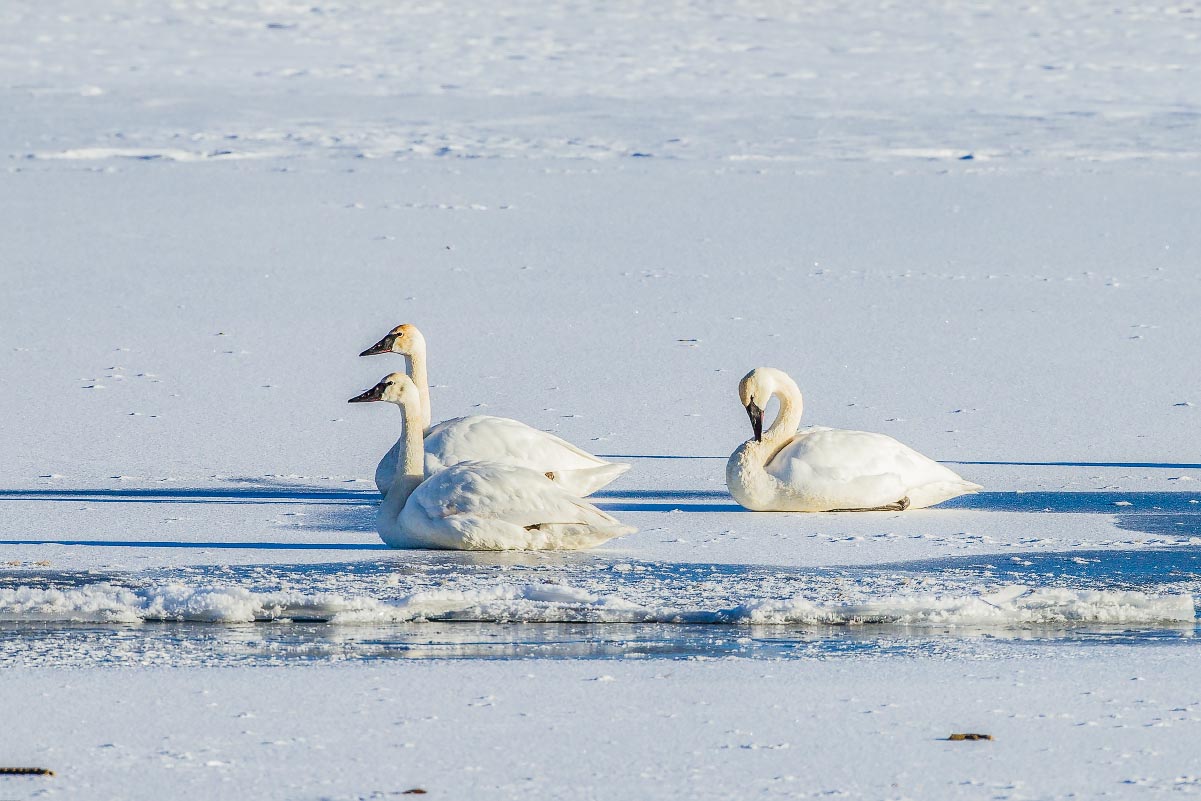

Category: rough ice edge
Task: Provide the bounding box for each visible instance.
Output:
[0,583,1193,626]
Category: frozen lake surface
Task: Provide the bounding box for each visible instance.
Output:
[4,0,1201,797]
[5,619,1200,667]
[4,546,1198,666]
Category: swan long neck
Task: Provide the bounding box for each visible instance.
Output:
[383,396,426,512]
[406,338,432,431]
[762,381,804,456]
[726,369,805,511]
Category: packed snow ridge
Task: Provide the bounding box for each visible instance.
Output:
[0,582,1192,626]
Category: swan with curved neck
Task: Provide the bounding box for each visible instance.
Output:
[727,367,982,512]
[349,373,634,550]
[360,323,629,497]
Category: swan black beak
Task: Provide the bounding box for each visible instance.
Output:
[359,333,396,357]
[746,400,763,442]
[348,382,387,403]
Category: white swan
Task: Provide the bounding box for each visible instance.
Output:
[349,373,635,550]
[360,324,629,497]
[726,367,982,512]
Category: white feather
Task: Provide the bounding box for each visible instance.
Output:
[375,415,629,497]
[357,373,635,551]
[366,324,627,496]
[384,461,635,550]
[727,368,982,512]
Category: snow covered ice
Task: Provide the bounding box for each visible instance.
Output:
[0,558,1196,629]
[3,0,1201,798]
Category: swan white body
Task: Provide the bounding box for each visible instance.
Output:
[362,324,628,497]
[726,368,982,512]
[351,373,635,551]
[394,460,634,550]
[375,415,630,498]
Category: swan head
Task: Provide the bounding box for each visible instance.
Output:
[347,372,421,407]
[360,323,426,358]
[738,367,798,442]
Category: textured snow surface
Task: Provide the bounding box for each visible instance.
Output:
[3,580,1194,626]
[4,1,1201,164]
[0,564,1195,626]
[6,656,1201,800]
[4,0,1201,798]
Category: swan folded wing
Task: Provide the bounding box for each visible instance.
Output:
[376,417,628,498]
[772,457,909,510]
[769,428,978,509]
[411,461,624,530]
[767,429,938,508]
[400,462,633,550]
[424,416,612,473]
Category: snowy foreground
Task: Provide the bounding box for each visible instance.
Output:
[4,654,1201,800]
[4,1,1201,799]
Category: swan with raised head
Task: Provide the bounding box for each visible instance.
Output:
[349,373,635,550]
[360,324,629,497]
[726,367,982,512]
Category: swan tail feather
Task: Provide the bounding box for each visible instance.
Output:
[547,463,631,496]
[523,522,636,549]
[906,480,984,509]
